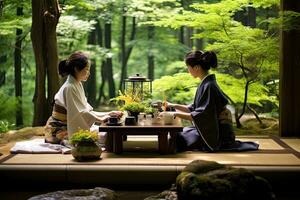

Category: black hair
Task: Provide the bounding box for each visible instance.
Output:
[58,51,89,77]
[185,50,218,70]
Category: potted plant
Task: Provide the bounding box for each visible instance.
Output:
[111,91,146,121]
[70,129,101,161]
[122,101,145,121]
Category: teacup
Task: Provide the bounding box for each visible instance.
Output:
[108,117,118,124]
[125,116,136,125]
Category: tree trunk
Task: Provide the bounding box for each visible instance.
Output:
[247,5,256,28]
[178,27,184,45]
[221,91,242,128]
[98,61,107,104]
[237,80,251,124]
[178,0,186,46]
[119,17,137,91]
[148,26,155,80]
[95,20,107,105]
[235,107,242,128]
[14,7,23,127]
[247,104,263,125]
[185,27,193,48]
[0,55,6,87]
[104,22,115,98]
[86,28,97,107]
[195,29,204,50]
[31,0,60,126]
[119,15,127,91]
[0,0,3,17]
[280,0,300,137]
[234,9,247,25]
[0,71,5,86]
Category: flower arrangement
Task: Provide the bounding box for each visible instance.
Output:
[111,91,146,113]
[122,102,145,113]
[70,129,98,146]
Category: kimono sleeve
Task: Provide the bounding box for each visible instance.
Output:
[187,103,194,112]
[190,84,220,151]
[64,86,97,137]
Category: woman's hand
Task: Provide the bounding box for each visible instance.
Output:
[158,111,177,119]
[109,111,123,118]
[95,115,110,124]
[163,101,176,110]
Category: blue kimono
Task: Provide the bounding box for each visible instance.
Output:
[177,74,258,152]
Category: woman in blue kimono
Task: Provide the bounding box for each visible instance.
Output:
[164,50,258,152]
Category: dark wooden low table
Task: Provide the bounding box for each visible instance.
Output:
[99,124,183,154]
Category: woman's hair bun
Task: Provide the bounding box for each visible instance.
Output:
[201,51,218,69]
[58,59,69,77]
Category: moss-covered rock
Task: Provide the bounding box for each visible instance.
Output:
[144,190,177,200]
[144,160,276,200]
[182,160,226,174]
[28,187,118,200]
[175,160,276,200]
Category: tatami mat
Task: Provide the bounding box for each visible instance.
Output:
[2,152,300,166]
[123,136,284,150]
[1,135,299,167]
[0,135,300,188]
[1,136,300,166]
[282,138,300,152]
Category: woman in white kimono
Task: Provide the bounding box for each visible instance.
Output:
[45,51,122,144]
[162,50,258,152]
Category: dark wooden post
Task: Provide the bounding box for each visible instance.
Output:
[280,0,300,137]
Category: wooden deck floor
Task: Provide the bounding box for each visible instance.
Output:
[0,135,299,185]
[0,135,300,199]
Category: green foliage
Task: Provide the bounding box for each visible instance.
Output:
[111,91,146,112]
[70,129,98,145]
[153,72,275,107]
[0,120,15,134]
[215,73,273,106]
[150,0,280,78]
[144,106,156,114]
[57,15,96,56]
[165,61,187,75]
[150,0,280,116]
[153,73,199,104]
[121,102,146,113]
[267,11,300,31]
[0,89,17,122]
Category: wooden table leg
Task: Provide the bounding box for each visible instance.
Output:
[168,131,177,154]
[113,132,123,154]
[158,132,168,154]
[105,132,113,152]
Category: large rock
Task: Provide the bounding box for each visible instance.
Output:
[28,187,119,200]
[144,190,177,200]
[144,160,276,200]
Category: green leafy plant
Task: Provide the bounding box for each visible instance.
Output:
[111,91,146,113]
[0,120,15,135]
[144,106,156,115]
[122,102,145,113]
[70,129,98,146]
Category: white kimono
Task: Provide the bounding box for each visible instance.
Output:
[54,75,105,138]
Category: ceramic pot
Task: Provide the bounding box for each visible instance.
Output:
[71,141,102,161]
[127,111,140,122]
